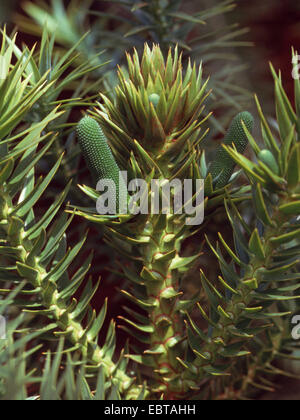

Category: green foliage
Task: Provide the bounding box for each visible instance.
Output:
[209,111,254,188]
[76,44,300,399]
[0,31,140,400]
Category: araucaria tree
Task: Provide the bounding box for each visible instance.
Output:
[0,0,300,401]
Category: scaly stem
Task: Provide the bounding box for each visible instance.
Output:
[0,192,141,399]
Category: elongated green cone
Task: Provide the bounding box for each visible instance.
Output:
[77,116,128,213]
[209,111,254,188]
